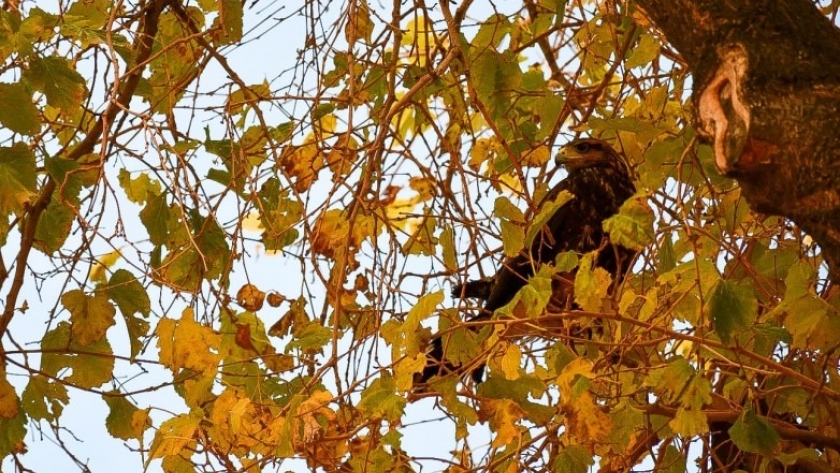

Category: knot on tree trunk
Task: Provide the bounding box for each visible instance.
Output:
[697,44,752,174]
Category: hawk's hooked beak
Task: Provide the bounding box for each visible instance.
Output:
[555,141,594,170]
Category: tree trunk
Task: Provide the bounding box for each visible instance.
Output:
[635,0,840,280]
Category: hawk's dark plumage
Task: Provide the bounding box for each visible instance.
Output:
[418,138,637,384]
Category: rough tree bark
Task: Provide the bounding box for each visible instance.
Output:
[635,0,840,280]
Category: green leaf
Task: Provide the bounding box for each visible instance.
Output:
[440,224,458,271]
[118,169,161,204]
[26,56,86,111]
[357,374,406,423]
[496,264,553,319]
[33,200,74,254]
[626,33,661,69]
[554,250,579,272]
[782,295,840,351]
[63,289,117,346]
[706,279,757,345]
[669,407,708,437]
[658,445,687,473]
[104,393,150,441]
[499,219,525,257]
[603,194,655,251]
[105,269,151,360]
[258,178,302,251]
[0,408,26,460]
[644,357,711,410]
[285,321,331,353]
[494,196,525,222]
[659,235,676,272]
[0,144,37,213]
[729,408,780,455]
[215,0,243,44]
[472,49,521,121]
[552,444,592,473]
[139,193,172,246]
[535,92,565,140]
[496,196,526,256]
[42,322,115,388]
[44,156,83,202]
[0,82,39,135]
[21,375,68,422]
[473,14,512,50]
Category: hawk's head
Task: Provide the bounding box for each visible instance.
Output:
[556,138,629,175]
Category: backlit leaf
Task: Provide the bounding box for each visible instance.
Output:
[21,375,68,422]
[148,413,200,461]
[105,269,151,360]
[63,289,116,346]
[0,373,19,419]
[0,82,39,135]
[104,393,150,441]
[603,194,655,251]
[156,308,221,375]
[729,408,780,455]
[41,322,114,388]
[573,252,612,312]
[706,279,757,344]
[358,374,406,422]
[0,144,37,214]
[118,169,161,205]
[26,56,86,111]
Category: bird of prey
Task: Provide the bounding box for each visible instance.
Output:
[418,138,637,384]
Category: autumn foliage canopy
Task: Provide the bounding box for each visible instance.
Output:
[0,1,838,473]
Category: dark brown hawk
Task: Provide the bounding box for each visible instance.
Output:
[418,138,637,384]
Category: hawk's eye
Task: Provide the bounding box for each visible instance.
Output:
[574,142,590,153]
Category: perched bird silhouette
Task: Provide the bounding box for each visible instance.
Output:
[418,138,637,384]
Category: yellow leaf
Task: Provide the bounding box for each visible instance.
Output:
[669,407,708,437]
[395,353,427,392]
[279,139,324,192]
[296,390,336,442]
[468,138,496,171]
[486,399,525,447]
[0,373,20,419]
[565,391,613,447]
[131,409,152,440]
[241,211,262,232]
[385,196,422,231]
[148,413,200,461]
[316,113,337,135]
[500,343,522,380]
[440,224,457,272]
[63,289,117,346]
[311,209,348,258]
[521,145,550,167]
[326,133,359,177]
[409,176,437,200]
[89,248,122,283]
[573,252,612,312]
[557,357,593,400]
[345,0,374,45]
[229,397,251,436]
[210,390,239,447]
[156,308,221,375]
